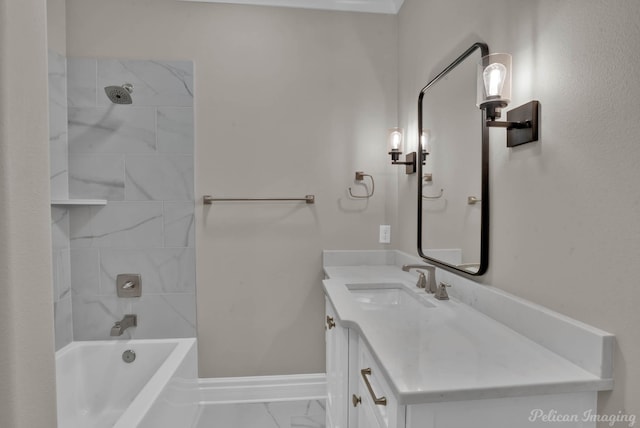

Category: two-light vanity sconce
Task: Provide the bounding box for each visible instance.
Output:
[388,52,540,174]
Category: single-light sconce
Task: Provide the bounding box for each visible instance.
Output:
[477,53,540,147]
[387,127,417,174]
[420,130,430,163]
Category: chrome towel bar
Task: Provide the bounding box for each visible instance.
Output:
[203,195,315,205]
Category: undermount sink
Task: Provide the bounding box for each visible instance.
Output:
[346,283,436,310]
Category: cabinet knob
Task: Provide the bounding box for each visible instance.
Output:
[326,315,336,330]
[352,394,362,407]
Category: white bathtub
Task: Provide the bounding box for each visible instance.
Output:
[56,338,198,428]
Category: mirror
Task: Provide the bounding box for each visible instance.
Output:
[417,42,489,276]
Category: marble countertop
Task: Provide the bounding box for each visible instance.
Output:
[323,263,613,405]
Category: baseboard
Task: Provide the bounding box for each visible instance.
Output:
[197,373,326,404]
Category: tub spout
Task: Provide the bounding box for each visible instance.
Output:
[110,314,137,336]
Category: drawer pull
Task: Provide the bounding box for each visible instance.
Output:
[326,316,336,329]
[360,368,387,406]
[352,394,362,407]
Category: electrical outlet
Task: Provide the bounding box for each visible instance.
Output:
[379,225,391,244]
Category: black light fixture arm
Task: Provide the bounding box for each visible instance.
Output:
[485,120,532,129]
[392,159,415,166]
[391,152,417,174]
[483,100,540,147]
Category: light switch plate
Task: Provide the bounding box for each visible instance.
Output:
[116,274,142,298]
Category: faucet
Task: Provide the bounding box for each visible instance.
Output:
[110,314,137,336]
[435,282,452,300]
[402,264,437,294]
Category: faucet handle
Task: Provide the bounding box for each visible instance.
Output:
[415,270,427,289]
[435,282,451,300]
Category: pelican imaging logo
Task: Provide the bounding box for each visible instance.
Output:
[528,409,636,427]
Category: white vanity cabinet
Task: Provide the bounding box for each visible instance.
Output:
[325,298,349,428]
[352,337,404,428]
[326,299,403,428]
[323,253,613,428]
[355,375,386,428]
[326,309,600,428]
[325,294,607,428]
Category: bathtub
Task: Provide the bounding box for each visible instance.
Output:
[56,338,198,428]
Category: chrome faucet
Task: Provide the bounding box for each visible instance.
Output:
[110,314,137,336]
[402,264,437,294]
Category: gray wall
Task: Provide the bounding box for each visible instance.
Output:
[0,0,58,425]
[67,58,197,340]
[65,0,399,377]
[396,0,640,421]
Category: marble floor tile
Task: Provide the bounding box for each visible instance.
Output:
[291,414,325,428]
[194,400,325,428]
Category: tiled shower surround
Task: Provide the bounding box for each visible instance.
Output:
[51,55,196,343]
[49,50,72,350]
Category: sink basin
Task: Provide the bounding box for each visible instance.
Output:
[346,283,435,310]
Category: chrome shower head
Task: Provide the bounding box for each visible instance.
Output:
[104,83,134,104]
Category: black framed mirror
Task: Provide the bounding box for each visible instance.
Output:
[417,42,489,276]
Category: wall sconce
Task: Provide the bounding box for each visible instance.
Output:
[420,130,430,163]
[477,53,540,147]
[387,127,416,174]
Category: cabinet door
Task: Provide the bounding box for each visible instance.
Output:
[357,395,385,428]
[354,377,385,428]
[356,337,404,428]
[326,298,349,428]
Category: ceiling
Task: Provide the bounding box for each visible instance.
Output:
[178,0,405,14]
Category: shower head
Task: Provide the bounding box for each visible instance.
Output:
[104,83,134,104]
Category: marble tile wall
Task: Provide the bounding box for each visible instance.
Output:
[66,58,196,340]
[49,50,73,351]
[49,50,70,200]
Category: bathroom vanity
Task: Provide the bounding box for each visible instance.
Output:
[323,250,614,428]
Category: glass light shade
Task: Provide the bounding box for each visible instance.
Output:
[420,130,430,154]
[477,53,512,108]
[387,128,404,153]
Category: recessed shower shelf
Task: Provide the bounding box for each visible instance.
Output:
[51,199,107,206]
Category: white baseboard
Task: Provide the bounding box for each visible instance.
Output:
[198,373,326,404]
